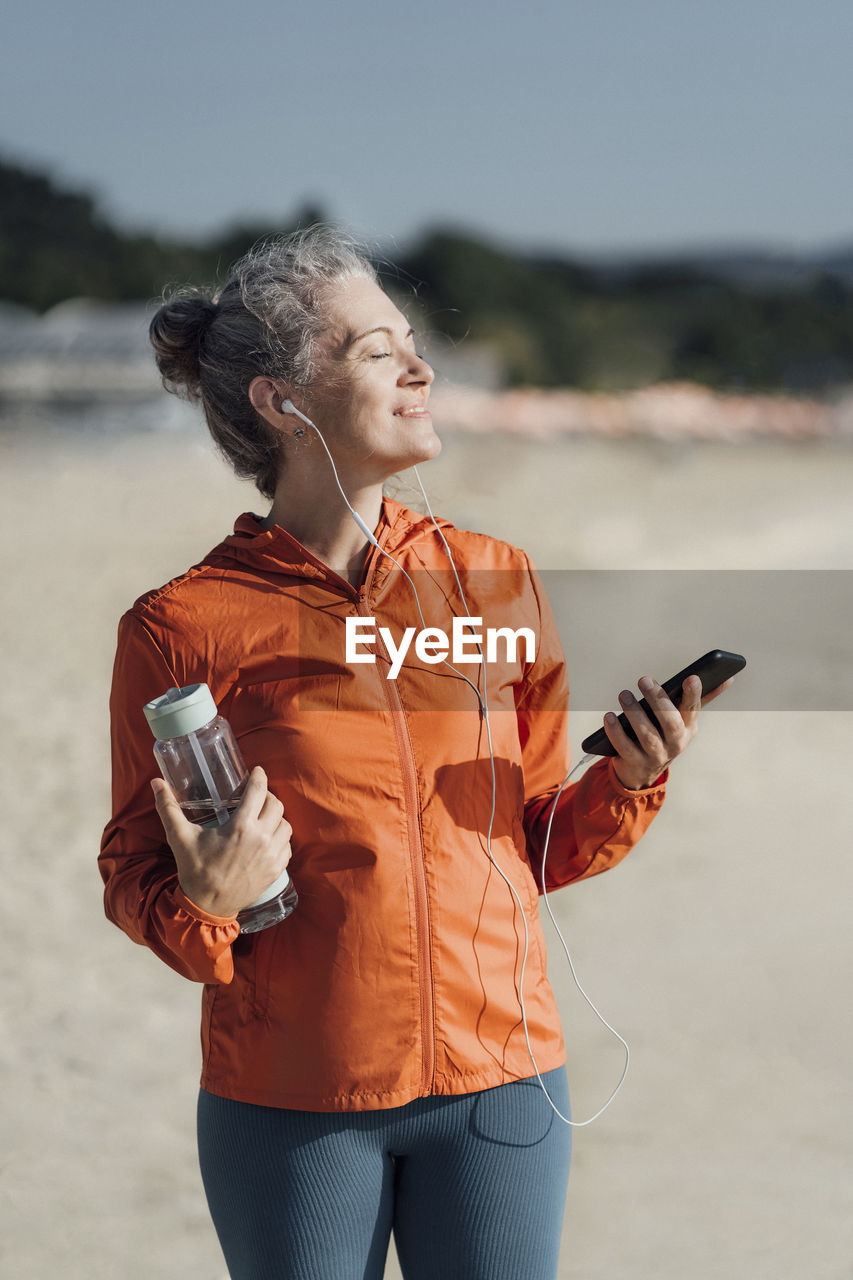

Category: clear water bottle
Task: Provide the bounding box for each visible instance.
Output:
[143,684,297,933]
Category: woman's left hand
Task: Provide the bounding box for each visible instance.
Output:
[604,674,735,791]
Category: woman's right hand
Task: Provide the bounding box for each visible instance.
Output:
[151,765,293,918]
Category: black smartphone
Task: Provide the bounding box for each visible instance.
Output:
[580,649,746,757]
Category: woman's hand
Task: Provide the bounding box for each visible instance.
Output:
[604,674,735,791]
[151,765,293,918]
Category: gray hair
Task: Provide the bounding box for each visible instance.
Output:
[149,225,378,499]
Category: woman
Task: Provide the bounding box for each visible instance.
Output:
[100,226,716,1279]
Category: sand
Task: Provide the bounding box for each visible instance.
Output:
[2,413,851,1278]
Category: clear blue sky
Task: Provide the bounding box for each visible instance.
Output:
[2,0,851,256]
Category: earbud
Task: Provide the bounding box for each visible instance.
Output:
[280,397,306,437]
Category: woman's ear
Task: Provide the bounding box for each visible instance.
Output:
[249,376,291,429]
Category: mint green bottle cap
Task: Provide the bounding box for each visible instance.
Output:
[143,683,218,739]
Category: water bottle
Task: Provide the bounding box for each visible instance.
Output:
[143,683,298,933]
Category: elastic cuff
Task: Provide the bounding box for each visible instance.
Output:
[174,885,240,928]
[607,759,669,797]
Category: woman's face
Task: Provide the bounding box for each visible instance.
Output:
[298,276,440,482]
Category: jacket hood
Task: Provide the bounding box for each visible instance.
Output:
[209,497,455,586]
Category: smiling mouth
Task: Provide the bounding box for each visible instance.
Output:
[395,406,431,418]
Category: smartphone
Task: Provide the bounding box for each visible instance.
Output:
[580,649,746,757]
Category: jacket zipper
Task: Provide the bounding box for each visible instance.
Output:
[353,574,436,1097]
[286,527,437,1095]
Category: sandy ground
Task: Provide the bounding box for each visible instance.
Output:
[1,412,851,1279]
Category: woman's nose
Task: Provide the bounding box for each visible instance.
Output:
[400,352,434,386]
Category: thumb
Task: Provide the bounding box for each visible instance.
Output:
[150,777,191,839]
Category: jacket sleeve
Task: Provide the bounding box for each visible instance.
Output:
[515,552,667,893]
[99,611,240,984]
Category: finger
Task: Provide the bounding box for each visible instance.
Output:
[617,687,672,759]
[150,777,192,839]
[233,766,269,823]
[603,704,653,765]
[637,675,699,742]
[676,674,703,729]
[700,676,734,708]
[257,789,283,824]
[635,677,681,735]
[269,820,293,867]
[258,790,291,837]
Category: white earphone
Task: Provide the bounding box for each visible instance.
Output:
[280,398,306,438]
[271,402,629,1126]
[278,398,382,548]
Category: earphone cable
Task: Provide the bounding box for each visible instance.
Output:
[284,412,630,1125]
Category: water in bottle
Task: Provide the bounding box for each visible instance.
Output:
[143,683,297,933]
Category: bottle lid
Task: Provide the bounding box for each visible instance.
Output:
[143,683,219,739]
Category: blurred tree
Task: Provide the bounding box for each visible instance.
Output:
[2,156,852,392]
[0,159,127,308]
[399,229,853,392]
[0,158,328,308]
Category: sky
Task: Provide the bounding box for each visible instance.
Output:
[2,0,852,258]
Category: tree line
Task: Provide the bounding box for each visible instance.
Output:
[2,156,851,393]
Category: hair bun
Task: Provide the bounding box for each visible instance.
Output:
[149,290,218,399]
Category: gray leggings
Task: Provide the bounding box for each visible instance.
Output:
[197,1068,571,1280]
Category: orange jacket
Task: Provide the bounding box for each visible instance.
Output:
[100,499,667,1111]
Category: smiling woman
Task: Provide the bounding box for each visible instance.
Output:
[101,224,716,1280]
[248,273,441,532]
[148,228,383,500]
